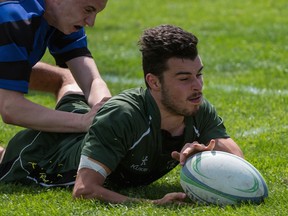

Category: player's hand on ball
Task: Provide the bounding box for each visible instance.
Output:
[152,192,187,205]
[171,139,215,166]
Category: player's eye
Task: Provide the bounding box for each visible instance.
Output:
[84,6,96,14]
[179,77,189,81]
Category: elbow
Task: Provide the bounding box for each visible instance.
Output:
[73,184,92,200]
[73,186,85,199]
[0,107,15,125]
[73,183,107,202]
[0,91,24,125]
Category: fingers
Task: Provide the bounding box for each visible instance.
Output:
[83,97,112,131]
[175,139,216,165]
[170,192,186,201]
[100,96,111,103]
[207,139,216,150]
[93,97,111,111]
[153,192,187,205]
[171,151,180,161]
[90,97,111,113]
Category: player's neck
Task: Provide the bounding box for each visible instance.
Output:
[161,115,185,137]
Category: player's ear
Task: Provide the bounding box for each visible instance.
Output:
[146,73,161,90]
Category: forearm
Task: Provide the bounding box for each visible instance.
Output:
[213,138,244,158]
[78,187,161,204]
[1,93,89,132]
[74,184,132,204]
[67,57,111,107]
[74,168,187,205]
[73,183,185,205]
[30,62,71,95]
[87,77,111,107]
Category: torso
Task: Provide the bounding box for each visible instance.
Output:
[82,88,230,186]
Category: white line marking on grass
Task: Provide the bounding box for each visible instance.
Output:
[104,75,144,85]
[104,75,288,96]
[209,84,288,96]
[236,125,288,137]
[104,75,287,138]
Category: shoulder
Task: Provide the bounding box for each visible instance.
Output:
[189,98,222,128]
[0,0,44,22]
[93,88,149,132]
[0,0,44,39]
[103,88,147,114]
[198,98,217,114]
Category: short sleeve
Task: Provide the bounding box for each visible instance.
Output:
[195,99,230,144]
[81,101,137,171]
[48,29,92,68]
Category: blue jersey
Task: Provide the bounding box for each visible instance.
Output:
[0,0,92,93]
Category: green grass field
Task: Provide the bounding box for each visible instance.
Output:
[1,0,287,215]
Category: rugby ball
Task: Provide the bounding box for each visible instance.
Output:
[180,151,268,205]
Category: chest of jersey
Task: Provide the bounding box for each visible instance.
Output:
[108,129,183,186]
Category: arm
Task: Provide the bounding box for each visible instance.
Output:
[30,62,83,100]
[0,89,97,132]
[213,138,243,158]
[0,62,108,132]
[73,159,186,204]
[66,56,111,107]
[172,138,243,165]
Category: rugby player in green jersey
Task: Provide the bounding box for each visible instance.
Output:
[0,24,243,205]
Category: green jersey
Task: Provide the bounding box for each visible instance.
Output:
[0,88,229,187]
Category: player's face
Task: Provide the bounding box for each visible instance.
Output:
[45,0,107,35]
[160,56,204,117]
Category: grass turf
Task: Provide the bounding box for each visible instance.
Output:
[0,0,287,215]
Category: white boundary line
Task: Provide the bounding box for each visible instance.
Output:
[103,75,288,96]
[236,125,288,138]
[209,84,288,96]
[103,75,287,138]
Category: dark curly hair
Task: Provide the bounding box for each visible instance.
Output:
[138,24,198,87]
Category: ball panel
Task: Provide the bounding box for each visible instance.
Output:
[180,151,268,205]
[190,152,266,197]
[180,169,238,205]
[231,154,269,199]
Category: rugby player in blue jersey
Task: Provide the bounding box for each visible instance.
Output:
[0,25,243,205]
[0,0,111,133]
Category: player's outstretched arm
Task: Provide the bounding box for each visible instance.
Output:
[213,138,244,158]
[0,88,96,132]
[67,57,111,107]
[171,138,243,166]
[73,159,187,205]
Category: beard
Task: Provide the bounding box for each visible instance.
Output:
[161,86,202,117]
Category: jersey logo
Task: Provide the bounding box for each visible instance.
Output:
[141,156,148,166]
[130,155,149,172]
